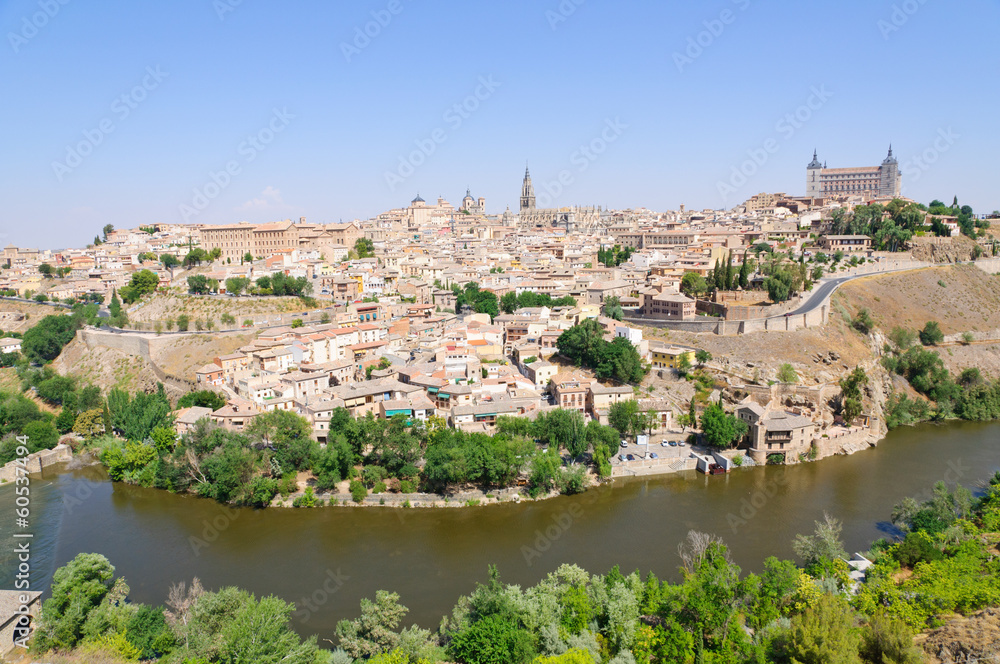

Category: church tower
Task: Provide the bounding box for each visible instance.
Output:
[879,145,900,198]
[520,165,536,212]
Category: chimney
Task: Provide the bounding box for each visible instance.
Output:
[299,217,306,225]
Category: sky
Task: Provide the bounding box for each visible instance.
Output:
[1,0,998,249]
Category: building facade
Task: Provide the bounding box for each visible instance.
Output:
[805,147,901,199]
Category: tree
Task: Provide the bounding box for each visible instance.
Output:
[680,272,707,298]
[602,296,624,321]
[500,292,517,314]
[792,512,848,567]
[608,400,641,441]
[919,321,944,346]
[839,367,868,425]
[354,238,376,259]
[777,363,798,383]
[32,553,116,652]
[177,390,227,411]
[782,593,862,664]
[73,408,105,438]
[21,314,80,362]
[336,591,410,659]
[38,262,54,277]
[160,253,180,268]
[120,269,159,304]
[700,403,747,448]
[187,275,211,295]
[102,224,115,241]
[738,259,750,289]
[695,350,712,367]
[860,614,923,664]
[291,318,304,329]
[225,277,250,296]
[852,309,875,334]
[247,410,316,473]
[176,314,190,331]
[764,269,795,303]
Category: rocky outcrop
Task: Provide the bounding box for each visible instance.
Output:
[921,607,1000,663]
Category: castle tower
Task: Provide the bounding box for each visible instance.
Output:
[806,149,823,198]
[520,165,536,212]
[879,145,900,198]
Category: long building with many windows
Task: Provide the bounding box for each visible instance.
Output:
[805,147,900,200]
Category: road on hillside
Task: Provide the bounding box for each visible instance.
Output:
[784,275,856,317]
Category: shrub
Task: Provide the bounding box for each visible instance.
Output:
[852,308,875,334]
[399,480,415,494]
[350,480,367,503]
[293,486,318,508]
[919,321,944,346]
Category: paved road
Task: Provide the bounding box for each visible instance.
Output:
[782,261,931,318]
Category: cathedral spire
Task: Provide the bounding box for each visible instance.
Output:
[520,163,536,212]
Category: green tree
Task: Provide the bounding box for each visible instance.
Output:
[608,400,641,441]
[32,553,117,652]
[160,253,180,268]
[177,390,227,411]
[695,350,712,367]
[335,590,410,659]
[187,275,211,295]
[792,512,848,567]
[700,402,748,448]
[777,363,798,383]
[919,321,944,345]
[21,314,80,362]
[120,269,159,304]
[246,410,316,473]
[839,367,868,425]
[176,314,190,331]
[680,272,707,298]
[602,296,624,321]
[782,594,862,664]
[859,614,923,664]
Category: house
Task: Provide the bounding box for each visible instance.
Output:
[195,364,225,386]
[588,384,635,423]
[553,379,591,413]
[522,360,558,391]
[650,346,696,370]
[174,406,214,435]
[642,292,696,320]
[210,399,260,432]
[0,338,22,354]
[746,410,817,464]
[819,235,872,254]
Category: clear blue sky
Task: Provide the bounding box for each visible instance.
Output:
[2,0,998,248]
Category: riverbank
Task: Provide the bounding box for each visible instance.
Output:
[4,419,999,642]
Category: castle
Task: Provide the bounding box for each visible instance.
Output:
[806,147,901,200]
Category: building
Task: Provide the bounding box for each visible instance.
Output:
[642,292,696,321]
[650,346,696,370]
[738,403,818,465]
[819,235,873,254]
[517,166,602,232]
[805,147,901,199]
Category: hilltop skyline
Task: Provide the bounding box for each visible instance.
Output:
[2,0,999,248]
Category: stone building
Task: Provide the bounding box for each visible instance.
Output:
[805,147,901,199]
[517,166,602,232]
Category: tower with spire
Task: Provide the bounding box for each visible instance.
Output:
[879,145,900,198]
[520,165,536,212]
[806,149,823,197]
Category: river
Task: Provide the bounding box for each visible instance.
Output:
[1,420,998,640]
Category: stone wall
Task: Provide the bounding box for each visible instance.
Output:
[0,444,72,483]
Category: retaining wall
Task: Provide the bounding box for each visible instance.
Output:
[0,444,72,483]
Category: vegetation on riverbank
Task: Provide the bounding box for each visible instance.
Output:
[58,396,628,507]
[28,472,1000,663]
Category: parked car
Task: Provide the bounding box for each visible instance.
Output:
[679,441,687,447]
[649,452,659,459]
[626,454,635,461]
[618,454,625,462]
[620,441,628,448]
[661,441,670,447]
[669,440,678,447]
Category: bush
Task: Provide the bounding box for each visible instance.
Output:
[399,479,415,494]
[293,486,318,508]
[919,321,944,346]
[852,308,875,334]
[350,480,367,503]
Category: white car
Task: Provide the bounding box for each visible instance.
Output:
[620,441,628,448]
